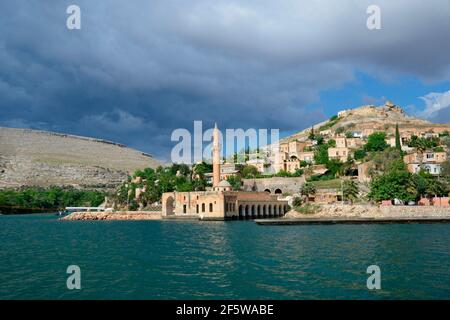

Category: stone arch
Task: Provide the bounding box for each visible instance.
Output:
[263,205,267,217]
[274,189,282,194]
[251,205,256,217]
[274,205,278,215]
[245,205,249,216]
[257,205,261,217]
[165,196,175,215]
[239,205,244,219]
[268,205,272,216]
[279,205,283,216]
[264,189,271,193]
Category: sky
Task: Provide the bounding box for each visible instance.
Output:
[1,0,450,161]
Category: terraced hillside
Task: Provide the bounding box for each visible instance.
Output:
[0,127,160,190]
[282,101,449,142]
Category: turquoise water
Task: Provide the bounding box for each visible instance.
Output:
[0,214,449,299]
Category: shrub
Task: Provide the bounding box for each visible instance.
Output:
[354,148,367,160]
[292,197,302,207]
[297,204,320,215]
[335,127,345,134]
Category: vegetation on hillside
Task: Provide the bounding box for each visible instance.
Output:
[0,187,106,211]
[368,157,449,202]
[115,164,210,209]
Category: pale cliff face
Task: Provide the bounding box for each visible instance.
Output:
[0,127,161,190]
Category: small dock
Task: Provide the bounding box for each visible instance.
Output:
[255,216,450,225]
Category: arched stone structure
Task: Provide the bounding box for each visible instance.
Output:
[239,205,244,219]
[165,196,175,215]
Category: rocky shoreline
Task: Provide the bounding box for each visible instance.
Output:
[61,211,162,221]
[60,205,450,221]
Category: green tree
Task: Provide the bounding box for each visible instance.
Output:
[308,126,315,140]
[368,159,416,202]
[365,132,389,152]
[395,123,401,151]
[241,165,259,178]
[342,180,359,203]
[425,177,447,198]
[314,144,329,165]
[368,148,402,177]
[353,148,367,160]
[326,159,344,177]
[300,160,309,167]
[226,175,242,191]
[300,183,316,203]
[327,139,336,147]
[408,135,427,166]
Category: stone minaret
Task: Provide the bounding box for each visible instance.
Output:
[212,123,221,188]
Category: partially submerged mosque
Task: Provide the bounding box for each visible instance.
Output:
[162,124,289,220]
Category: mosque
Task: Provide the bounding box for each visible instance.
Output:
[161,124,289,220]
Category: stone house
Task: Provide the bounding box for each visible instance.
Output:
[328,147,351,162]
[403,151,447,175]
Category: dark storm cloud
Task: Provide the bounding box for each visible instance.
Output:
[1,0,449,159]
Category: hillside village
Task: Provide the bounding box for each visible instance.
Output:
[2,101,450,214]
[121,101,450,212]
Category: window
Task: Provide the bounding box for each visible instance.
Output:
[183,205,186,214]
[209,203,213,212]
[196,204,199,213]
[202,203,205,212]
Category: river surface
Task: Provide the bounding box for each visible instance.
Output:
[0,214,449,299]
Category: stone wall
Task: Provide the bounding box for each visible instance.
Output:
[242,177,305,194]
[287,204,450,219]
[380,205,450,217]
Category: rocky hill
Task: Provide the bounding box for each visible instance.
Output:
[0,127,161,190]
[283,101,449,142]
